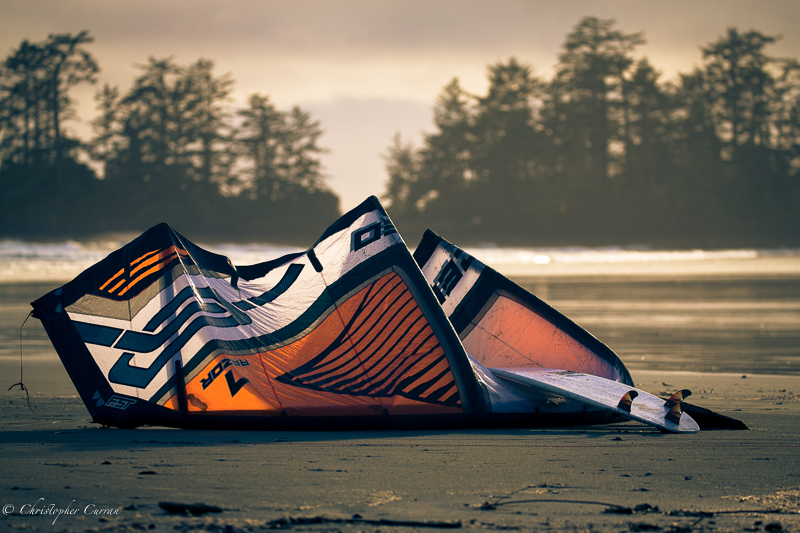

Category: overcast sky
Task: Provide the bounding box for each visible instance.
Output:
[2,0,799,211]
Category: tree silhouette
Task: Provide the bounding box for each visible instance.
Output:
[548,17,644,183]
[702,29,778,158]
[383,77,477,235]
[619,59,676,195]
[0,31,99,235]
[2,21,798,246]
[383,17,800,247]
[1,32,98,171]
[43,32,99,180]
[183,59,235,190]
[0,35,339,242]
[235,94,329,201]
[235,93,285,199]
[471,59,544,227]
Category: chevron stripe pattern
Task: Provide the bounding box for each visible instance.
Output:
[277,272,462,408]
[99,246,190,297]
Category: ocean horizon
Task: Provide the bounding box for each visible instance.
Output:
[3,238,800,283]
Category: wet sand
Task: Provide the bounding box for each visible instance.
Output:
[2,278,800,532]
[514,276,800,376]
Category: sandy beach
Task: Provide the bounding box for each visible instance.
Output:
[2,273,799,532]
[2,371,799,533]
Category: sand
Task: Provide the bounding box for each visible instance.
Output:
[1,368,799,533]
[2,278,799,532]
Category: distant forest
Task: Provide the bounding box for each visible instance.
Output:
[0,31,338,244]
[2,18,800,247]
[385,18,800,248]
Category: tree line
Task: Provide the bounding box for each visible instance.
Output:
[2,20,799,247]
[0,31,338,244]
[384,17,800,247]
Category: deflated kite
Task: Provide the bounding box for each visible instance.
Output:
[32,197,712,432]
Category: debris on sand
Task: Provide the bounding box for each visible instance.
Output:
[158,501,223,515]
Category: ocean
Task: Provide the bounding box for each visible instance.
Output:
[1,239,799,388]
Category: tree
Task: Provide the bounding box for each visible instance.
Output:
[43,31,99,177]
[671,69,727,215]
[235,94,329,202]
[0,33,340,241]
[382,77,479,238]
[235,93,284,199]
[0,32,99,236]
[89,83,125,178]
[117,57,187,190]
[277,106,329,199]
[773,58,800,166]
[470,59,545,229]
[103,58,235,204]
[183,59,234,188]
[0,31,98,171]
[383,60,552,241]
[698,28,800,228]
[0,39,46,167]
[620,59,676,192]
[702,29,779,159]
[547,17,645,184]
[410,79,475,212]
[382,132,419,215]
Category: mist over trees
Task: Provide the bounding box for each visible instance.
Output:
[384,18,800,247]
[0,33,338,243]
[1,19,799,247]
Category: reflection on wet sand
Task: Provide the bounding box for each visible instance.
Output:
[516,276,800,375]
[2,275,799,379]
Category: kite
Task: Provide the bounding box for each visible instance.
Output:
[33,197,718,431]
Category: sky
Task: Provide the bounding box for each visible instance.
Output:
[2,0,799,211]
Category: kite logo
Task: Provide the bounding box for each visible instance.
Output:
[351,216,396,251]
[201,358,250,394]
[431,249,473,304]
[224,371,249,397]
[104,395,136,410]
[93,390,135,410]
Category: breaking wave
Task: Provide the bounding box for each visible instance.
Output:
[2,239,799,282]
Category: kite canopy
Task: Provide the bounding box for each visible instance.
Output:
[32,197,632,429]
[413,230,633,386]
[32,198,487,428]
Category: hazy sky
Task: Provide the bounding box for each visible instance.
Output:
[2,0,799,211]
